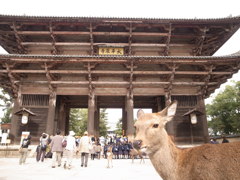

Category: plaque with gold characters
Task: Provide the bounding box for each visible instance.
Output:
[98,47,124,55]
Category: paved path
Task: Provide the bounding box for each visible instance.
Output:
[0,157,161,180]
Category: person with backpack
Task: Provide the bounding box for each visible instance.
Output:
[36,133,49,162]
[19,135,31,165]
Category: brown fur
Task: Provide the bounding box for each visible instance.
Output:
[106,146,113,168]
[134,101,240,180]
[130,148,145,164]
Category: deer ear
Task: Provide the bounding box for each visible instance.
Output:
[158,101,177,123]
[137,109,145,119]
[167,101,177,117]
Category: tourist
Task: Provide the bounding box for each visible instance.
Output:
[90,141,96,160]
[78,131,91,167]
[19,135,31,165]
[222,136,229,143]
[50,129,64,168]
[95,143,102,159]
[63,131,76,169]
[210,138,219,144]
[36,133,49,162]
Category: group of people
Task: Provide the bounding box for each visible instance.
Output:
[19,130,136,169]
[19,130,93,169]
[210,136,229,144]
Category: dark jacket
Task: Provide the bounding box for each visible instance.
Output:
[21,136,31,148]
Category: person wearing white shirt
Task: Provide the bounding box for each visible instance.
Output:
[64,131,76,169]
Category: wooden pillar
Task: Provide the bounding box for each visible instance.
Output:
[58,99,67,135]
[10,98,21,143]
[198,95,209,143]
[122,106,127,136]
[94,107,100,138]
[88,93,95,137]
[125,93,134,141]
[64,106,70,135]
[46,92,56,136]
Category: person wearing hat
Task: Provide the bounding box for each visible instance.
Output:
[63,130,76,169]
[78,131,92,167]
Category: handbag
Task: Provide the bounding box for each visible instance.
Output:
[62,139,67,148]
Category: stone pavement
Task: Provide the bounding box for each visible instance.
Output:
[0,157,161,180]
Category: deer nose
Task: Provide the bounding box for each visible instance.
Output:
[133,140,142,149]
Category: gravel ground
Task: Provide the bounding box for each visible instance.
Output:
[0,157,161,180]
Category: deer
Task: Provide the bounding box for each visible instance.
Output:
[106,145,113,168]
[133,101,240,180]
[129,148,145,164]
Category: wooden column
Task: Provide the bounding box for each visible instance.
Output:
[10,97,21,143]
[122,106,127,136]
[58,99,67,135]
[126,92,134,141]
[94,107,100,138]
[197,95,209,143]
[46,91,56,135]
[87,92,95,137]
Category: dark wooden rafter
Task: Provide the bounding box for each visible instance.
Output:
[44,62,56,93]
[13,80,219,86]
[89,23,94,55]
[201,25,239,55]
[49,22,58,54]
[127,60,134,99]
[11,22,27,54]
[165,63,178,98]
[87,62,94,99]
[4,63,18,97]
[202,65,215,98]
[128,23,133,55]
[0,69,234,76]
[193,27,208,56]
[163,23,172,56]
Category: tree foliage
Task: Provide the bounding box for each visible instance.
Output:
[0,88,13,123]
[115,118,122,136]
[207,81,240,135]
[69,108,109,136]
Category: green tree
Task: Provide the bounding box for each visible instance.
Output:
[99,108,109,137]
[69,108,109,136]
[69,108,88,136]
[0,88,13,123]
[207,81,240,135]
[115,118,122,136]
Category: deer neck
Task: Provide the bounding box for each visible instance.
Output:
[148,132,179,180]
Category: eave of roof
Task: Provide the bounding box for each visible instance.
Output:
[0,53,240,60]
[0,14,240,24]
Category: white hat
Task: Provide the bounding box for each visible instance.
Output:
[69,131,75,136]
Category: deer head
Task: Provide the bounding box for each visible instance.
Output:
[133,101,177,154]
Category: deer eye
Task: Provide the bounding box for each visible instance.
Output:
[153,124,159,128]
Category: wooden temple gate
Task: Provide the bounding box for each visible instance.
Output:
[0,15,240,144]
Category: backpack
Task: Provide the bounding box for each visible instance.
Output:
[62,139,67,148]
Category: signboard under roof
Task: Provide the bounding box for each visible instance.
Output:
[98,47,124,55]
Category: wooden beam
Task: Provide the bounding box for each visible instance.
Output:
[14,80,219,86]
[193,27,208,56]
[128,23,133,55]
[163,23,172,56]
[89,23,94,55]
[49,22,58,54]
[0,69,234,76]
[21,42,193,48]
[4,63,18,97]
[11,22,27,54]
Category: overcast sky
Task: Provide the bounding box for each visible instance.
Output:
[0,0,240,128]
